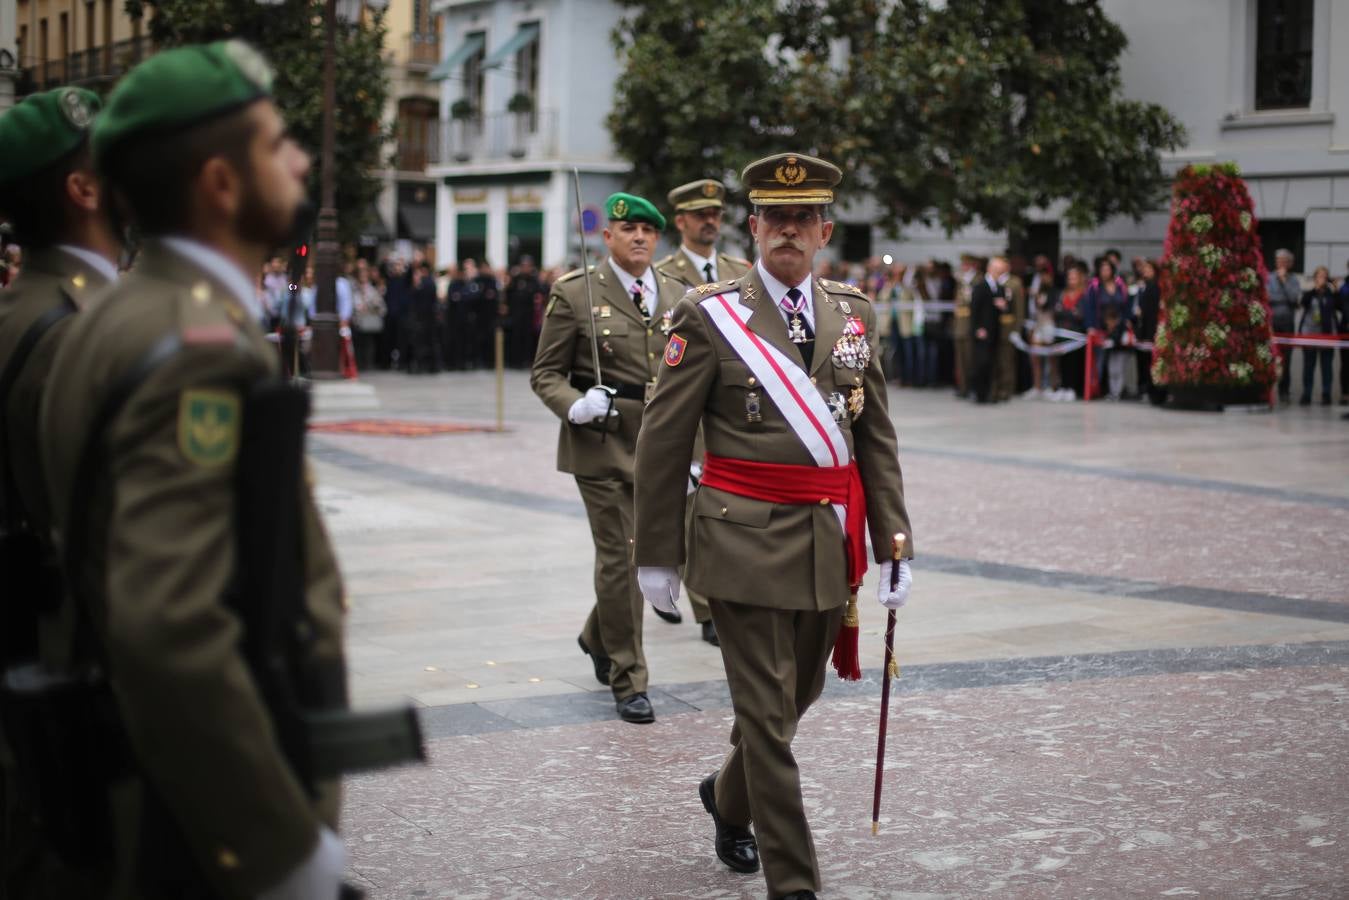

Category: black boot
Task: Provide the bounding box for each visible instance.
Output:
[577,636,610,686]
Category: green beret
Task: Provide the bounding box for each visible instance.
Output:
[668,179,726,212]
[605,193,666,231]
[741,152,841,206]
[93,40,274,161]
[0,88,100,188]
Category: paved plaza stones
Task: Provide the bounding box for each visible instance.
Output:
[309,372,1348,898]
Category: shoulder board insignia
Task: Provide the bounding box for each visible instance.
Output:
[727,256,751,267]
[555,265,595,285]
[545,296,559,317]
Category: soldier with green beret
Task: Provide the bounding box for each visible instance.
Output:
[634,152,914,900]
[530,191,684,724]
[0,85,120,898]
[40,41,351,900]
[0,85,120,897]
[654,178,752,646]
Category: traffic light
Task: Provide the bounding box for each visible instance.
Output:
[287,241,310,286]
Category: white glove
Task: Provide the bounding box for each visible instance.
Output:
[686,461,703,496]
[567,387,618,424]
[637,566,681,615]
[258,826,345,900]
[876,559,913,609]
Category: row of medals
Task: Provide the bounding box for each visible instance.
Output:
[747,303,869,426]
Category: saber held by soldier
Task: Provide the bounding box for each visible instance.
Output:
[872,532,906,835]
[571,167,618,434]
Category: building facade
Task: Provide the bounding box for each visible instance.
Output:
[12,0,151,101]
[864,0,1349,273]
[369,0,442,253]
[428,0,629,270]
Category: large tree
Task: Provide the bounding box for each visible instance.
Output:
[609,0,1185,238]
[124,0,389,244]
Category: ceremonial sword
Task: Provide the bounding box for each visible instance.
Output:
[872,532,905,835]
[571,167,618,437]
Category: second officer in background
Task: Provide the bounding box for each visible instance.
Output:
[653,179,751,646]
[530,193,684,724]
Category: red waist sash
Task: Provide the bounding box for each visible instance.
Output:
[700,453,868,590]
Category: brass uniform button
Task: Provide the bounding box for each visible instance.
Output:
[601,328,611,336]
[810,377,817,384]
[748,376,757,386]
[720,507,728,516]
[648,352,655,359]
[647,328,653,336]
[819,498,830,506]
[216,847,240,870]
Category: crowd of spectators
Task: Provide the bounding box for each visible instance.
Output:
[827,249,1349,406]
[250,250,557,376]
[4,237,1346,405]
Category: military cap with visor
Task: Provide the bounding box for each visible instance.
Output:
[740,152,841,206]
[0,87,101,189]
[92,39,275,163]
[605,192,666,231]
[667,179,726,212]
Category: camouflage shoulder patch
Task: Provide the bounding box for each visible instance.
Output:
[178,388,240,467]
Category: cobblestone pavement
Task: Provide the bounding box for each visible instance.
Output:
[309,372,1349,898]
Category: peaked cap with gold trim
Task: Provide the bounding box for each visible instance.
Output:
[741,152,840,206]
[667,179,725,212]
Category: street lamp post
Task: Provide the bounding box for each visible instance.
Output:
[258,0,385,379]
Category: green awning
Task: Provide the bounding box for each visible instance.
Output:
[429,33,485,81]
[483,23,539,69]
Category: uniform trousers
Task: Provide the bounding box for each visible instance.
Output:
[574,476,648,699]
[710,598,845,897]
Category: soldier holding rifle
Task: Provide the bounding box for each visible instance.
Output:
[41,42,421,900]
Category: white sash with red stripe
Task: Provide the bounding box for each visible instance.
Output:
[699,290,849,527]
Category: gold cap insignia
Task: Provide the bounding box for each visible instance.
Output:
[702,182,719,197]
[775,156,807,186]
[612,199,629,218]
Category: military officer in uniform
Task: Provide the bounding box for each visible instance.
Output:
[952,253,979,397]
[652,178,752,646]
[530,193,685,724]
[633,153,914,900]
[0,86,119,900]
[993,255,1023,402]
[41,42,350,899]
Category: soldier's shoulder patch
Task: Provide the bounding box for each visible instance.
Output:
[664,333,688,366]
[178,388,240,467]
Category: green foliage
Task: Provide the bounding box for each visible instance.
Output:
[609,0,1186,238]
[123,0,389,244]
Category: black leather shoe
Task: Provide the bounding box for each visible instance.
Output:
[654,605,682,624]
[577,636,610,686]
[775,892,817,900]
[699,774,759,873]
[700,620,720,647]
[616,692,655,724]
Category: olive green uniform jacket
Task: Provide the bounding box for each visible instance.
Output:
[40,241,345,900]
[529,260,686,479]
[0,248,112,539]
[633,269,914,609]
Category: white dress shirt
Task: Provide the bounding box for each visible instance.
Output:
[607,257,656,318]
[681,246,718,283]
[55,244,119,283]
[756,260,815,331]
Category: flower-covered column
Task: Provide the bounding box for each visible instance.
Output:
[1152,163,1280,401]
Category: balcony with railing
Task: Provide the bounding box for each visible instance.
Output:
[438,109,558,165]
[396,127,441,172]
[23,35,154,93]
[406,33,440,72]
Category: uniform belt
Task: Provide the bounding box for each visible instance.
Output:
[700,453,868,590]
[569,374,651,402]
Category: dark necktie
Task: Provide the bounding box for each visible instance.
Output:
[632,279,648,321]
[781,287,814,368]
[703,262,714,283]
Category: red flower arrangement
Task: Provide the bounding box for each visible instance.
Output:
[1151,163,1279,391]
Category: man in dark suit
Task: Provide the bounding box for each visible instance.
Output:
[969,256,1005,403]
